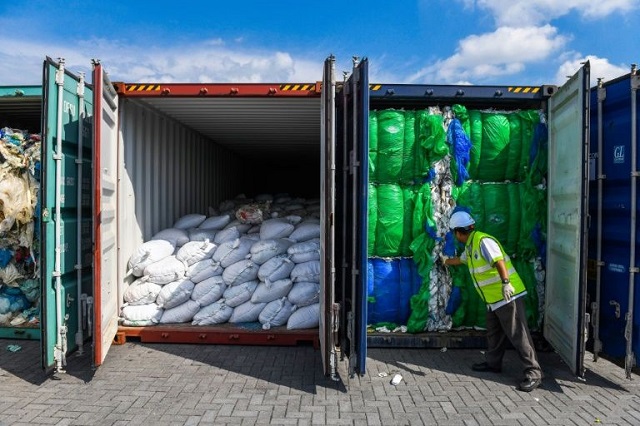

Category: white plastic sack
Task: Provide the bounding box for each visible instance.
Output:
[222,280,258,307]
[229,301,267,323]
[222,259,259,286]
[156,279,195,309]
[144,256,187,285]
[121,303,163,326]
[259,218,295,240]
[250,238,294,265]
[176,240,217,266]
[212,237,253,268]
[191,276,226,307]
[251,279,293,304]
[151,228,190,247]
[284,215,303,225]
[258,255,295,284]
[289,222,321,243]
[128,240,175,277]
[287,303,320,330]
[287,239,320,264]
[123,278,162,306]
[259,298,296,330]
[192,301,234,325]
[186,259,224,283]
[199,214,232,230]
[173,214,206,229]
[159,300,200,324]
[214,226,241,245]
[290,260,321,283]
[188,228,218,242]
[288,282,320,307]
[223,220,252,234]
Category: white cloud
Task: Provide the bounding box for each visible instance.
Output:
[407,25,567,84]
[471,0,639,26]
[555,54,631,86]
[0,35,324,85]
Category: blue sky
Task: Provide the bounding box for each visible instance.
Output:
[2,0,638,87]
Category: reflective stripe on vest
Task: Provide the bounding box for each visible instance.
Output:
[466,231,525,305]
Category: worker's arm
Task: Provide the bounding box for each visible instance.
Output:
[494,259,509,280]
[444,256,463,266]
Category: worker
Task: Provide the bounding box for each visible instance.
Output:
[442,211,543,392]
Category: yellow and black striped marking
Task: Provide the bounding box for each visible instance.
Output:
[508,86,540,94]
[125,84,161,93]
[280,84,316,91]
[369,84,382,91]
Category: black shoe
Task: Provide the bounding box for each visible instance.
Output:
[518,377,542,392]
[471,362,502,373]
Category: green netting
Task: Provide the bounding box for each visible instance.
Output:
[375,183,404,257]
[452,104,470,136]
[399,185,417,257]
[377,110,404,183]
[505,113,523,181]
[368,183,377,256]
[369,111,378,182]
[420,112,448,171]
[401,110,417,183]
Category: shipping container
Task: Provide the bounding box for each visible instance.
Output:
[588,65,640,378]
[1,55,596,381]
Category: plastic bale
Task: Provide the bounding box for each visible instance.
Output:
[398,258,414,325]
[376,110,404,183]
[455,182,486,232]
[417,112,448,176]
[401,110,417,183]
[467,110,483,179]
[518,183,546,259]
[399,186,417,257]
[368,258,402,325]
[375,184,404,257]
[476,113,510,182]
[519,110,541,181]
[369,110,378,182]
[481,183,510,251]
[368,183,377,256]
[506,183,522,256]
[505,113,523,181]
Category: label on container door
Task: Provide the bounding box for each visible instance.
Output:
[608,263,626,273]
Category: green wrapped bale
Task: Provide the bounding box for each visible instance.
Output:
[455,182,486,231]
[520,110,543,183]
[505,113,523,181]
[449,266,486,330]
[399,185,417,257]
[369,111,378,183]
[513,258,540,331]
[377,110,404,183]
[506,183,522,256]
[481,183,510,252]
[368,183,377,256]
[401,110,417,183]
[476,113,510,182]
[375,183,404,257]
[467,110,482,179]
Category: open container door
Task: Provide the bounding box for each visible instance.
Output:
[336,58,369,377]
[41,57,94,373]
[545,62,591,377]
[92,61,120,367]
[320,56,339,378]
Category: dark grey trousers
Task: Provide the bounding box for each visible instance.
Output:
[485,297,542,380]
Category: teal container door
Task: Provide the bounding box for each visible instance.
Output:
[41,58,94,373]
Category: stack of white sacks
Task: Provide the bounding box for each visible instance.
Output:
[120,193,321,330]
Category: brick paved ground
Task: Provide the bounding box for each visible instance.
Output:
[1,338,639,425]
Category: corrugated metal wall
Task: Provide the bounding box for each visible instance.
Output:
[117,98,244,271]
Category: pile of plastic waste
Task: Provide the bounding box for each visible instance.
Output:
[0,127,41,327]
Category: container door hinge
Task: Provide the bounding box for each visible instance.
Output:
[629,266,639,273]
[610,300,621,319]
[631,171,640,178]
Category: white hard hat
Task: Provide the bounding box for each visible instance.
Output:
[449,211,475,230]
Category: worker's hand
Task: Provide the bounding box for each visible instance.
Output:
[502,281,515,302]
